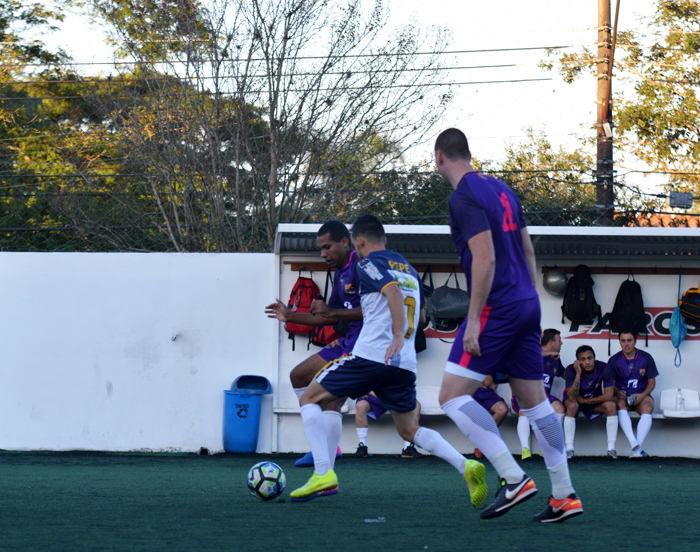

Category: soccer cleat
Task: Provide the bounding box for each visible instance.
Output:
[353,443,369,457]
[607,449,618,460]
[480,474,538,519]
[463,460,488,508]
[630,449,647,459]
[295,446,343,467]
[521,447,532,460]
[474,447,483,459]
[290,470,339,502]
[566,449,575,460]
[533,493,583,523]
[401,444,423,458]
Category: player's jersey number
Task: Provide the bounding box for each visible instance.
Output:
[501,192,518,232]
[403,296,416,339]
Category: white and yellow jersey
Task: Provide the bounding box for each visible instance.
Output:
[351,250,425,372]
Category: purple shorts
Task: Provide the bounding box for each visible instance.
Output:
[511,394,561,414]
[445,297,543,381]
[318,336,356,363]
[357,393,387,420]
[472,387,505,411]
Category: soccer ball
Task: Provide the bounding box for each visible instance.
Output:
[247,461,286,500]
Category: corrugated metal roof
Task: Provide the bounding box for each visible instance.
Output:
[276,224,700,262]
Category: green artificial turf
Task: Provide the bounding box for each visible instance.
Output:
[1,451,698,552]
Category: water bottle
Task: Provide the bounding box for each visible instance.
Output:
[676,389,683,411]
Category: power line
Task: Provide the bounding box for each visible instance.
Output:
[5,45,571,68]
[0,77,554,100]
[1,64,519,86]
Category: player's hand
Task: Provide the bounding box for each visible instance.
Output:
[385,336,403,364]
[463,324,481,357]
[264,299,289,322]
[617,389,626,400]
[573,360,582,375]
[310,299,331,317]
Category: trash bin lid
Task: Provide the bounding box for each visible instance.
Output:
[230,375,272,394]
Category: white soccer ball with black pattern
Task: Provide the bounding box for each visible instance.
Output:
[247,461,286,500]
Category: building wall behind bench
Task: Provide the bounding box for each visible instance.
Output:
[0,252,278,453]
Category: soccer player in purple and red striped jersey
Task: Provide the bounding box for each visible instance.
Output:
[434,128,581,523]
[265,221,362,468]
[608,330,658,458]
[563,345,618,459]
[512,329,566,460]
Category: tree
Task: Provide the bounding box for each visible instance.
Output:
[542,0,700,220]
[85,0,453,252]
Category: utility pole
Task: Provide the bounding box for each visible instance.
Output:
[596,0,615,225]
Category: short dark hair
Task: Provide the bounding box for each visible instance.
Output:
[576,345,595,360]
[541,328,561,347]
[619,330,638,341]
[318,220,350,244]
[435,128,471,161]
[351,215,385,242]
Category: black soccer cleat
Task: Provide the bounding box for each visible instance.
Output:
[353,443,368,457]
[533,493,583,523]
[401,444,423,458]
[480,474,538,520]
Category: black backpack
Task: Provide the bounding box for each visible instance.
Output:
[561,265,601,324]
[610,274,648,352]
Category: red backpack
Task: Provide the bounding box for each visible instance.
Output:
[285,273,321,350]
[310,269,343,348]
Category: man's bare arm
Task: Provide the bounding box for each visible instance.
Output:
[521,227,537,286]
[463,230,496,356]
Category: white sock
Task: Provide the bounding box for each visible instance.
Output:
[413,427,467,474]
[637,413,652,447]
[356,427,368,445]
[293,387,307,402]
[404,440,412,449]
[300,404,330,476]
[548,462,575,500]
[523,400,568,469]
[556,412,565,425]
[323,410,343,470]
[441,395,509,459]
[618,410,639,450]
[517,416,530,450]
[563,416,576,450]
[606,416,618,450]
[490,449,527,484]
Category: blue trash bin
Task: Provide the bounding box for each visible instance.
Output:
[223,375,272,453]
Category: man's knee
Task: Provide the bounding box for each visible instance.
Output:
[492,402,509,425]
[565,400,579,417]
[290,355,326,388]
[552,400,565,414]
[603,401,617,417]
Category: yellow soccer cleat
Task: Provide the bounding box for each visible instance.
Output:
[521,447,532,460]
[463,459,488,508]
[290,470,339,502]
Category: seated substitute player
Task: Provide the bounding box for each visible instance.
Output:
[353,391,424,458]
[265,221,363,468]
[512,329,566,461]
[434,128,581,523]
[563,345,619,459]
[290,215,488,506]
[608,330,658,458]
[472,375,509,458]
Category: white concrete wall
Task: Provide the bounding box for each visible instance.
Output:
[0,252,278,453]
[275,257,700,458]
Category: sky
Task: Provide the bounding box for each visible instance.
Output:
[42,0,662,189]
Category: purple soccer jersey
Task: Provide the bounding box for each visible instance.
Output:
[327,249,362,345]
[448,172,538,308]
[608,349,659,395]
[543,356,565,396]
[564,360,614,400]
